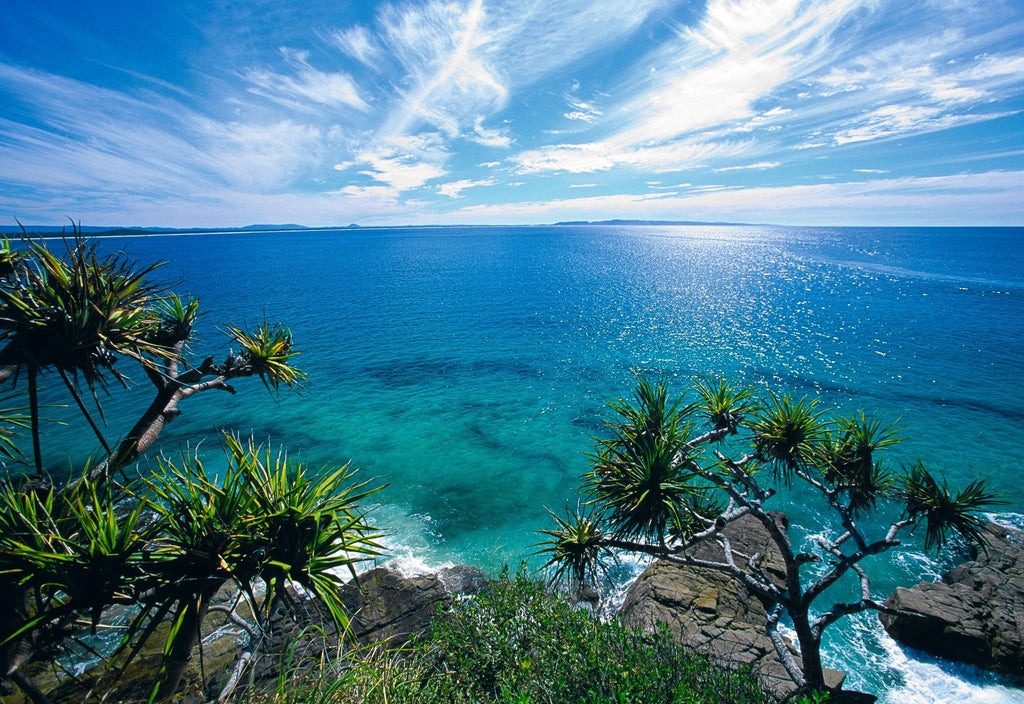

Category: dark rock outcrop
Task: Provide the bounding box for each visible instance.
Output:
[619,513,848,701]
[8,565,487,704]
[880,523,1024,674]
[339,564,488,645]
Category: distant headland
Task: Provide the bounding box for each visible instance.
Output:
[0,219,761,236]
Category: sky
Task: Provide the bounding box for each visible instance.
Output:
[1,0,1023,228]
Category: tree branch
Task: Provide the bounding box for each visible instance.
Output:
[180,377,236,399]
[767,603,806,689]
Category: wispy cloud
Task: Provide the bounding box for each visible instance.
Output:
[330,25,383,66]
[470,117,512,148]
[510,0,866,175]
[1,0,1022,227]
[351,133,449,191]
[714,161,780,172]
[442,171,1024,226]
[378,0,507,138]
[371,0,668,142]
[437,177,495,198]
[244,47,368,112]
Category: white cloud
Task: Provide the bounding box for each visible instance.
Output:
[438,170,1024,226]
[369,0,668,140]
[379,0,508,137]
[513,143,620,174]
[200,119,324,191]
[512,136,746,175]
[470,117,512,148]
[564,96,603,123]
[330,25,383,66]
[437,178,495,198]
[353,133,449,191]
[336,184,399,200]
[0,62,327,198]
[714,161,781,172]
[245,47,368,111]
[833,104,1013,145]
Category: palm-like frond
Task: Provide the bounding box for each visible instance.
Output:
[0,237,27,280]
[0,390,31,463]
[586,433,696,542]
[586,377,699,542]
[0,237,170,386]
[692,374,757,434]
[819,412,902,513]
[226,321,307,390]
[145,435,383,634]
[534,506,610,587]
[147,295,200,349]
[142,448,257,590]
[223,434,383,627]
[606,375,687,442]
[0,474,149,637]
[750,393,827,479]
[899,461,1007,552]
[668,488,727,541]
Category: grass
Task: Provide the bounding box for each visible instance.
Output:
[244,567,774,704]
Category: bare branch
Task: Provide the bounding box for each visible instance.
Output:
[180,377,236,399]
[767,603,806,689]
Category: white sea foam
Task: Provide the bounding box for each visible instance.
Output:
[819,613,1023,704]
[382,550,456,577]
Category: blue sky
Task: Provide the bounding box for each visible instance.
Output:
[2,0,1023,227]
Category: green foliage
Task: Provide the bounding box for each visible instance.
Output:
[535,505,609,586]
[0,234,352,702]
[692,374,756,434]
[143,434,384,630]
[0,237,169,386]
[0,474,151,645]
[750,392,827,478]
[539,374,1006,692]
[221,434,384,628]
[148,295,201,348]
[261,569,772,704]
[819,412,901,514]
[0,390,31,463]
[405,568,771,704]
[227,321,307,390]
[586,376,700,542]
[899,461,1007,551]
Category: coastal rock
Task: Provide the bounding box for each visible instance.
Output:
[879,523,1024,674]
[619,513,848,701]
[9,565,487,704]
[339,564,489,645]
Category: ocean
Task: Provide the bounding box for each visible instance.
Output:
[27,224,1024,702]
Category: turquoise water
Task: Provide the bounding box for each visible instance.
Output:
[27,225,1024,701]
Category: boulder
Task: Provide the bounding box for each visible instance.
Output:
[619,513,848,701]
[339,564,488,645]
[5,565,487,704]
[879,523,1024,674]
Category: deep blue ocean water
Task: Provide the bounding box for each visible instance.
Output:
[26,224,1024,702]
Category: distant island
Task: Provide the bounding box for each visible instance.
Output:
[1,220,763,236]
[553,218,754,226]
[0,223,354,236]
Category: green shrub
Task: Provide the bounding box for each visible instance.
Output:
[250,568,772,704]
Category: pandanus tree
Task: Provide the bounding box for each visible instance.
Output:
[0,233,383,703]
[538,375,1004,696]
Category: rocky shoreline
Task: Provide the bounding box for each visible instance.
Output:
[13,522,1024,703]
[618,513,852,702]
[879,522,1024,676]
